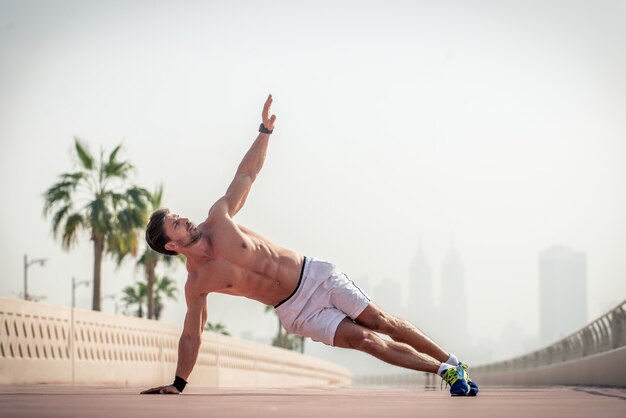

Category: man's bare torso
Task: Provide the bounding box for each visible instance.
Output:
[185,213,303,306]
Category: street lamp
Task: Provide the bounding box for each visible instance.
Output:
[71,277,90,308]
[102,293,119,315]
[24,254,47,301]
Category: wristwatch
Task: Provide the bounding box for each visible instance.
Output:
[259,123,273,134]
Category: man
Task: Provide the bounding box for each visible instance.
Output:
[141,95,478,396]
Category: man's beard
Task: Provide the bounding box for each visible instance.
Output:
[181,230,202,248]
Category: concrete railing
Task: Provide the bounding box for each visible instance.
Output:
[0,298,351,387]
[473,299,626,387]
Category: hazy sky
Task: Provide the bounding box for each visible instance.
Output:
[1,0,625,371]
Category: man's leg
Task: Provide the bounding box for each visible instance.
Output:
[333,313,472,396]
[333,317,440,374]
[354,303,450,363]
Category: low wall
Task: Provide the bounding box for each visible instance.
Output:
[0,298,351,387]
[473,346,626,387]
[472,299,626,387]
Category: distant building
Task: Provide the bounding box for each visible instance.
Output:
[539,246,587,345]
[439,244,469,347]
[407,244,436,333]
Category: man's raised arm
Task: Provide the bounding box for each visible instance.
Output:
[141,289,207,394]
[210,94,277,218]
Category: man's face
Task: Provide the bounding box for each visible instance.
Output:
[163,212,201,250]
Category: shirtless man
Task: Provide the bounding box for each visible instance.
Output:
[140,95,478,396]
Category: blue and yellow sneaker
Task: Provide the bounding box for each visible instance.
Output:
[459,362,479,396]
[440,365,470,396]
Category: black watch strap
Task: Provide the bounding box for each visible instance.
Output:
[259,123,273,134]
[172,375,187,392]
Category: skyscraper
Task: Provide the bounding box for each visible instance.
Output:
[539,246,587,345]
[438,243,469,350]
[408,243,436,333]
[440,244,468,337]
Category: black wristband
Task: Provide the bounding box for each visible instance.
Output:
[172,375,187,392]
[259,123,273,134]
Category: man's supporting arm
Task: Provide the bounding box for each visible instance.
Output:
[141,291,207,394]
[175,295,207,380]
[209,94,276,218]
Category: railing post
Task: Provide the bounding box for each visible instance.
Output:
[612,307,626,349]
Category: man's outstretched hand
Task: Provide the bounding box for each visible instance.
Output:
[140,384,180,395]
[262,94,277,131]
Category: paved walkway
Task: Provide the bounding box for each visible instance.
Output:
[1,385,625,418]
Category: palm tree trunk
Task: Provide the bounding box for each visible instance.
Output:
[146,262,156,319]
[277,319,283,347]
[92,235,104,311]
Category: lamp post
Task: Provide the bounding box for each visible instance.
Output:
[102,293,119,315]
[23,254,47,300]
[71,277,90,308]
[71,277,90,385]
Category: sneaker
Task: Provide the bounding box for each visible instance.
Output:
[440,365,470,396]
[459,362,479,396]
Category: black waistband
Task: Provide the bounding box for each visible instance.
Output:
[273,256,308,309]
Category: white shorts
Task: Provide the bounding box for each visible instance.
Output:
[274,256,371,346]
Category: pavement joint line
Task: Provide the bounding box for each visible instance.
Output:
[570,388,626,401]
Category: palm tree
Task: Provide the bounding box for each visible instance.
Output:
[264,304,286,347]
[204,322,231,336]
[153,275,178,320]
[264,305,305,352]
[136,186,184,319]
[43,138,149,310]
[121,281,147,317]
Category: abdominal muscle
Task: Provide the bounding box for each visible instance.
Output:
[191,221,304,306]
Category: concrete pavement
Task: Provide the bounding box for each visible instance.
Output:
[1,385,625,418]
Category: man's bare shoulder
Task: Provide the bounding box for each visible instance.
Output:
[185,258,242,296]
[205,199,232,224]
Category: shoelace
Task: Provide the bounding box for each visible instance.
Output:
[439,367,459,391]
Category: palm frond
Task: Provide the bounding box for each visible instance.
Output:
[61,213,85,250]
[105,160,134,179]
[102,191,126,210]
[149,185,164,209]
[154,275,178,303]
[204,322,231,336]
[138,281,147,296]
[104,144,134,179]
[125,186,150,210]
[89,198,112,233]
[42,172,88,215]
[107,230,137,265]
[121,282,147,304]
[59,171,86,184]
[43,185,71,215]
[73,138,94,170]
[108,143,122,165]
[121,286,141,306]
[50,204,72,238]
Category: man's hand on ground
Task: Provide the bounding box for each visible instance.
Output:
[262,94,276,131]
[140,385,180,395]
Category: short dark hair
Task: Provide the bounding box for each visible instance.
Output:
[145,208,178,256]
